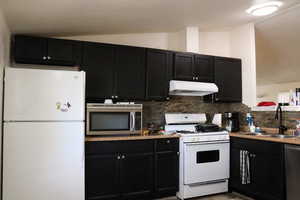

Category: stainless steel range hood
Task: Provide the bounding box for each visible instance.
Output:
[169,80,218,96]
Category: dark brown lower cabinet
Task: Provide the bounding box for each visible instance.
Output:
[155,151,179,197]
[230,137,285,200]
[85,138,179,200]
[120,153,154,199]
[85,154,120,200]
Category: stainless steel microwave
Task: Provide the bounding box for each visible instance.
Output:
[86,103,143,136]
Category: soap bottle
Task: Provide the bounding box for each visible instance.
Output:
[246,113,255,133]
[294,120,300,136]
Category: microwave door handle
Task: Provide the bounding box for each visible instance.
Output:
[132,112,136,131]
[130,112,134,131]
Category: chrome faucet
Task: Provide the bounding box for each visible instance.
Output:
[275,104,287,135]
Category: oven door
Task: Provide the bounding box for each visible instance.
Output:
[183,141,229,185]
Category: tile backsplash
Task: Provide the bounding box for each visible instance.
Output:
[140,96,300,130]
[139,96,250,129]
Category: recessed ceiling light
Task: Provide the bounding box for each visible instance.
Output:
[246,1,283,16]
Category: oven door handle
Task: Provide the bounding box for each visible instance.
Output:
[130,112,135,131]
[184,140,229,145]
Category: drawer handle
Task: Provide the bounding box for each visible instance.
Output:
[166,140,170,144]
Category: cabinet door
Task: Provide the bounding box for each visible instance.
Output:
[214,57,242,102]
[81,43,115,101]
[14,35,47,64]
[174,52,194,81]
[230,138,285,200]
[146,49,172,100]
[47,38,76,66]
[85,154,120,200]
[193,55,214,82]
[120,153,154,199]
[251,152,285,200]
[229,147,242,190]
[229,147,256,195]
[155,152,179,196]
[115,46,146,100]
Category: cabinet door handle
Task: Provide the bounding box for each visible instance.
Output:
[47,56,51,60]
[117,156,121,160]
[177,152,180,156]
[196,77,199,80]
[115,96,118,98]
[192,77,195,80]
[166,140,170,144]
[250,154,256,158]
[121,155,125,159]
[111,96,114,99]
[43,56,47,60]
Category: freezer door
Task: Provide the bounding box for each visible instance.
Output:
[3,122,85,200]
[4,68,85,121]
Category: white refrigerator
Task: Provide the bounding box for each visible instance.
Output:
[3,68,85,200]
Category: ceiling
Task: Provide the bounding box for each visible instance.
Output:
[0,0,299,36]
[256,4,300,86]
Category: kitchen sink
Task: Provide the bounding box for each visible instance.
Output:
[244,133,299,139]
[270,134,298,139]
[244,133,271,137]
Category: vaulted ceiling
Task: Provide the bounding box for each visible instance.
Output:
[0,0,299,36]
[256,4,300,85]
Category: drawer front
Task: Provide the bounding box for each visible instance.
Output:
[85,141,122,155]
[156,138,179,152]
[120,140,154,154]
[86,140,155,155]
[230,137,283,155]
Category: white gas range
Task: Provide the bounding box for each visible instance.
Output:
[165,113,230,200]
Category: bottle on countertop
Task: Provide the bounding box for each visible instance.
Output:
[246,113,255,133]
[296,88,300,106]
[294,120,300,136]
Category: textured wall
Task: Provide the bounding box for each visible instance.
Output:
[252,111,300,130]
[140,96,300,130]
[140,96,250,129]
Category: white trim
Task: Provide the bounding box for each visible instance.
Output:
[252,106,300,112]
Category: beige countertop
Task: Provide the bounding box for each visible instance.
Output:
[230,132,300,145]
[85,133,180,142]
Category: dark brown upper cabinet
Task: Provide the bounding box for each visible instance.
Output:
[173,52,214,82]
[114,45,146,100]
[205,57,242,103]
[82,43,146,101]
[12,35,243,103]
[14,35,47,64]
[193,55,214,82]
[173,52,194,81]
[13,35,81,66]
[146,49,173,100]
[81,42,115,101]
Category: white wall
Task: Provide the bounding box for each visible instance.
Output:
[0,8,10,197]
[59,32,170,50]
[230,23,257,107]
[257,81,300,102]
[199,32,231,57]
[59,30,231,55]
